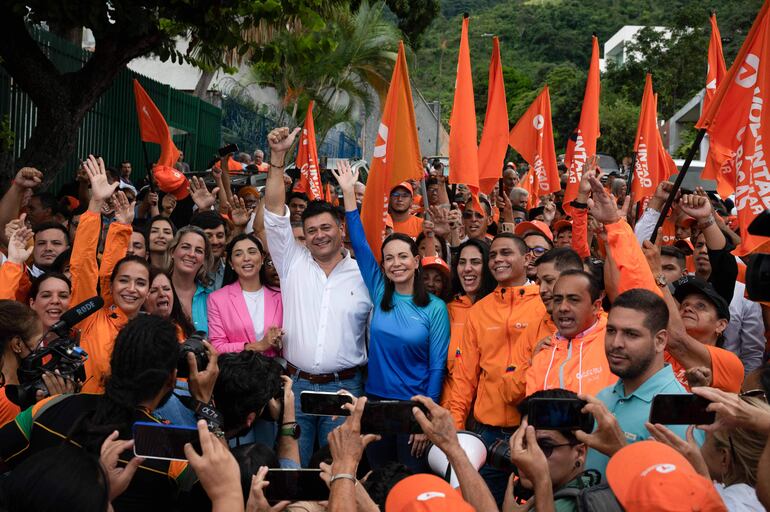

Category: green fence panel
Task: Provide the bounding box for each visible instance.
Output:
[0,25,222,193]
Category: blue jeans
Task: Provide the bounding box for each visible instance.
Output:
[474,423,515,507]
[290,369,363,467]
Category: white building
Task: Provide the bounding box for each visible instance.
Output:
[601,25,671,71]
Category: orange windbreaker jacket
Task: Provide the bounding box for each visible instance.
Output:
[441,295,474,407]
[447,284,546,429]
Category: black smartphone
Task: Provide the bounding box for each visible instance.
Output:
[133,422,200,461]
[264,469,329,502]
[361,400,428,435]
[218,143,239,157]
[649,394,716,425]
[528,398,594,433]
[299,391,353,416]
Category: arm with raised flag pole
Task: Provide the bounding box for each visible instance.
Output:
[264,127,300,216]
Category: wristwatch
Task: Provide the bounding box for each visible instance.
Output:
[280,421,301,439]
[655,273,668,288]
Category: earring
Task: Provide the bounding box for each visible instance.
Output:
[575,461,582,468]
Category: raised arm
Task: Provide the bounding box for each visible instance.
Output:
[264,127,300,215]
[99,191,133,305]
[0,224,33,300]
[0,168,42,246]
[570,157,595,259]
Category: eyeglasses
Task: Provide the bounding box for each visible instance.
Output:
[462,211,485,220]
[528,247,548,258]
[390,191,411,199]
[537,440,573,458]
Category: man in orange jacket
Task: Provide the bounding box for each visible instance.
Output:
[447,232,546,504]
[525,269,617,396]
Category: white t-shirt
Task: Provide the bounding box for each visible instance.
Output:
[242,289,265,342]
[714,482,764,511]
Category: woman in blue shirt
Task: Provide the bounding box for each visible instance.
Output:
[333,162,450,471]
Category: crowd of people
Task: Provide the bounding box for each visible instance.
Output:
[0,125,768,512]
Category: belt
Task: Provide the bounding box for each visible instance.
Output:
[285,362,360,384]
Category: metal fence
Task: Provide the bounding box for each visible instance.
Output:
[0,26,222,192]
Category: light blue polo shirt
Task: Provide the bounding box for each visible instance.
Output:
[585,363,705,477]
[191,283,211,334]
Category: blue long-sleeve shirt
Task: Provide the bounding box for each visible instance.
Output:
[346,210,449,401]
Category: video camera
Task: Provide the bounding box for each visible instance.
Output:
[7,297,102,409]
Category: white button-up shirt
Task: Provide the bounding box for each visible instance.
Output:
[264,206,372,373]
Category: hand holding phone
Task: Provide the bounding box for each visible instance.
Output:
[133,422,199,461]
[300,391,354,416]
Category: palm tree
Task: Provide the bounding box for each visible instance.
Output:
[222,0,402,142]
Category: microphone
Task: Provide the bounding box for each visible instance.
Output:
[50,296,105,337]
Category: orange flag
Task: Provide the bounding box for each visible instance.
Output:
[509,86,561,200]
[133,79,180,168]
[478,36,509,195]
[360,41,423,252]
[696,0,770,255]
[449,16,482,210]
[294,101,323,200]
[632,74,676,200]
[520,170,539,209]
[699,13,733,197]
[563,36,601,207]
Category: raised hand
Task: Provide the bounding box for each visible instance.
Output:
[411,395,459,453]
[678,192,712,221]
[331,160,359,193]
[327,397,381,473]
[245,466,290,512]
[509,418,550,482]
[147,192,159,208]
[184,420,243,508]
[575,393,626,456]
[13,167,43,189]
[7,224,34,264]
[84,154,118,202]
[113,191,136,225]
[100,430,143,502]
[267,127,301,165]
[188,340,219,404]
[543,199,556,225]
[189,176,219,211]
[161,194,177,216]
[645,423,709,477]
[229,196,251,228]
[577,156,599,202]
[428,205,450,238]
[587,172,620,224]
[691,386,770,434]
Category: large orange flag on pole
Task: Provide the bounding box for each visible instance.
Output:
[449,15,481,209]
[632,74,676,200]
[563,36,601,207]
[294,101,323,200]
[699,13,733,197]
[478,36,509,195]
[509,86,560,200]
[133,79,180,168]
[360,41,423,252]
[696,0,770,255]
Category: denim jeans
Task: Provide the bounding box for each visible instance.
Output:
[474,423,515,507]
[290,369,363,467]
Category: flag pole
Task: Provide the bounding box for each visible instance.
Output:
[649,129,706,243]
[141,141,155,192]
[626,151,636,191]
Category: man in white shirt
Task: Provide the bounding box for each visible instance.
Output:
[263,127,373,466]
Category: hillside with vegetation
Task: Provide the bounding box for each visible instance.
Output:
[409,0,763,160]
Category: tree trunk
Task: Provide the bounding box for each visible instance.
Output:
[193,70,215,99]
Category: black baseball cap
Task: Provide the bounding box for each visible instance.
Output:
[672,276,730,322]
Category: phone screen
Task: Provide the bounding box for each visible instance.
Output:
[133,422,199,461]
[361,400,427,435]
[528,398,593,432]
[218,143,239,157]
[300,391,353,416]
[649,394,716,425]
[264,469,329,502]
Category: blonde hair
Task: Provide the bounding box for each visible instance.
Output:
[712,396,770,486]
[164,226,215,287]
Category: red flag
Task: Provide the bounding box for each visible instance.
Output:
[696,0,770,255]
[360,42,423,252]
[632,74,676,200]
[519,170,539,209]
[563,36,601,207]
[449,16,482,211]
[699,13,733,197]
[294,101,323,200]
[478,36,509,195]
[509,86,561,200]
[133,79,180,168]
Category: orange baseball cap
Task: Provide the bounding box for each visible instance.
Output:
[552,219,572,234]
[152,164,190,200]
[607,441,727,512]
[422,256,450,276]
[391,181,414,196]
[385,474,474,512]
[515,220,553,241]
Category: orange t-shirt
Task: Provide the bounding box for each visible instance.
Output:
[0,387,20,427]
[666,344,744,393]
[392,215,424,238]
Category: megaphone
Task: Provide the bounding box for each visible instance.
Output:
[427,431,487,488]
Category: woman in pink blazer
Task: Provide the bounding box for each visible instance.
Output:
[207,233,283,355]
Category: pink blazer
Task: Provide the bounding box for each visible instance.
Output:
[207,282,283,356]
